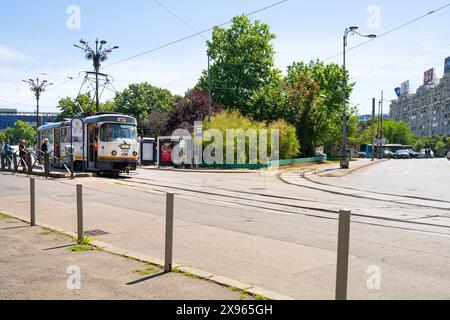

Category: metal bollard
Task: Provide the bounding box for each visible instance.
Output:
[164,193,175,273]
[0,154,5,171]
[71,154,74,180]
[336,209,352,300]
[13,154,18,172]
[77,184,83,243]
[26,153,33,175]
[44,153,50,178]
[30,178,36,226]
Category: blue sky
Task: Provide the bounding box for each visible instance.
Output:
[1,0,449,115]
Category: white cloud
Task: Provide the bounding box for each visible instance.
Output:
[0,45,27,61]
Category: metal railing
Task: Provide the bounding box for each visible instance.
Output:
[1,148,75,179]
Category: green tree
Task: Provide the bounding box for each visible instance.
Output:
[382,119,416,146]
[248,72,287,122]
[114,82,174,125]
[360,119,416,146]
[57,94,97,119]
[283,71,321,156]
[284,60,356,155]
[199,15,278,115]
[435,140,447,156]
[0,130,7,143]
[3,121,36,145]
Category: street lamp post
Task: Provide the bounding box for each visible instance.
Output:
[207,52,212,122]
[341,26,376,169]
[23,78,53,148]
[73,38,119,113]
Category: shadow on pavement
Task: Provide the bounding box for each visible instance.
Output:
[126,272,168,286]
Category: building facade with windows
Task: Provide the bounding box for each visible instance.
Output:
[390,71,450,138]
[0,108,59,131]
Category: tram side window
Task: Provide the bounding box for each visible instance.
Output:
[41,130,54,145]
[47,130,54,145]
[61,127,70,143]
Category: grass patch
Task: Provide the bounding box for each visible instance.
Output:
[228,286,250,300]
[68,244,93,252]
[239,292,249,300]
[132,264,160,276]
[255,295,271,301]
[40,228,62,236]
[0,213,13,219]
[172,267,200,280]
[67,236,94,252]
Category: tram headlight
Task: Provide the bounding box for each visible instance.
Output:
[112,150,117,157]
[133,151,138,157]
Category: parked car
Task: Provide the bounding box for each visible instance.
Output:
[383,150,395,159]
[419,149,435,159]
[354,151,367,159]
[406,149,420,159]
[394,150,411,159]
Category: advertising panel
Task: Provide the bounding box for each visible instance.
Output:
[445,57,450,75]
[423,68,435,85]
[160,141,174,164]
[400,81,410,95]
[71,118,83,143]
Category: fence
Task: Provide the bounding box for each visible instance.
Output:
[0,149,74,179]
[197,156,327,170]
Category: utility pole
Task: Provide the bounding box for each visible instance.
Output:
[23,78,53,147]
[372,98,376,161]
[377,90,385,159]
[74,38,119,113]
[95,40,100,111]
[207,53,212,122]
[380,90,384,143]
[341,26,377,169]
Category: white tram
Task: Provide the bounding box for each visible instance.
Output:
[37,114,139,173]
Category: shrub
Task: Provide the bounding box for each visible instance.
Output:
[202,110,300,163]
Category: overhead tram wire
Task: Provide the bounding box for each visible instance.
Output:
[4,0,288,108]
[102,0,289,70]
[153,0,207,40]
[355,42,450,78]
[323,3,450,62]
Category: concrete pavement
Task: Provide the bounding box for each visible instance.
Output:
[0,214,252,300]
[1,159,450,299]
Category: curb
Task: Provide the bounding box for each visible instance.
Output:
[140,167,263,174]
[2,212,295,301]
[0,170,93,179]
[313,159,388,178]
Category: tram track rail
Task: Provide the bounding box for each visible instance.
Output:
[113,176,450,236]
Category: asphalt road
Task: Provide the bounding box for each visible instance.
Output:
[312,159,450,202]
[1,159,450,299]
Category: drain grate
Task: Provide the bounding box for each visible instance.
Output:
[85,230,109,236]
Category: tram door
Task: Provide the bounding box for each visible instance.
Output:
[87,124,98,169]
[54,129,61,166]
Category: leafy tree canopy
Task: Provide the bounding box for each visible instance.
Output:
[114,82,174,125]
[1,121,36,145]
[198,15,278,115]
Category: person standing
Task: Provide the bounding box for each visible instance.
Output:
[19,139,28,170]
[40,138,49,165]
[3,139,13,170]
[0,140,5,168]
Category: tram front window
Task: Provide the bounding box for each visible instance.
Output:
[100,124,137,142]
